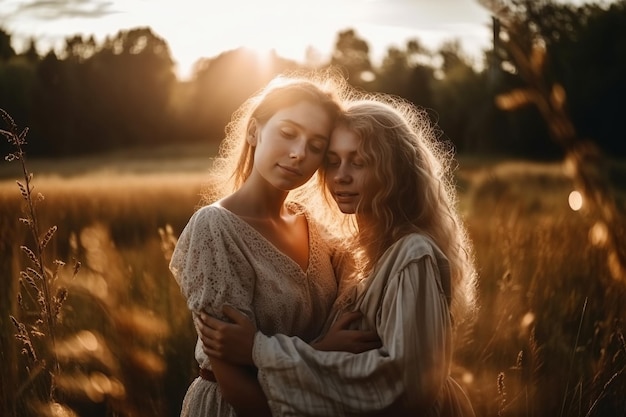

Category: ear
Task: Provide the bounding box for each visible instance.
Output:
[246,119,258,146]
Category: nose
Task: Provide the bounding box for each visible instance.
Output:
[289,141,306,161]
[333,164,352,184]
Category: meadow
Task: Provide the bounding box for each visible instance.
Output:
[1,146,625,417]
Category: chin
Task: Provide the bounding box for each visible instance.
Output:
[335,203,356,214]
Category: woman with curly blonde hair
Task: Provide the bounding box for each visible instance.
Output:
[199,94,478,416]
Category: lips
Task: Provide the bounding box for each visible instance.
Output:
[333,191,358,203]
[277,164,302,177]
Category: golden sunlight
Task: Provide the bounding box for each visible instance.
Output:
[163,0,338,78]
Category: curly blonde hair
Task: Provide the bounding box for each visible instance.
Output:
[310,95,478,323]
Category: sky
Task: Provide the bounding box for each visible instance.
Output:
[0,0,600,80]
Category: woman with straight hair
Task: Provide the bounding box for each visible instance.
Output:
[170,71,379,417]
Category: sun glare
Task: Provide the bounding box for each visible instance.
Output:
[156,0,336,79]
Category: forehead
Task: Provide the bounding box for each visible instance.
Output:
[269,101,333,138]
[329,124,361,154]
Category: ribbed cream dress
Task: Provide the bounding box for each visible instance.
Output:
[169,203,338,417]
[252,233,476,417]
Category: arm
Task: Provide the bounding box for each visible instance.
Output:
[210,358,271,417]
[252,255,452,416]
[193,311,271,416]
[170,208,271,414]
[197,307,381,364]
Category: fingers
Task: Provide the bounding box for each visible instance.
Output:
[335,311,363,329]
[193,313,210,338]
[200,332,222,358]
[196,311,226,330]
[341,329,380,345]
[222,305,250,326]
[195,306,255,364]
[356,330,380,343]
[194,311,230,355]
[353,340,382,353]
[197,309,243,332]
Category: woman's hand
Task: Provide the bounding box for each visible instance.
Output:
[312,311,382,353]
[195,305,256,365]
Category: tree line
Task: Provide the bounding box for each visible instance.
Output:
[0,0,624,159]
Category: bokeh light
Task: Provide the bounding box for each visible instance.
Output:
[589,221,608,247]
[568,190,583,211]
[521,312,535,329]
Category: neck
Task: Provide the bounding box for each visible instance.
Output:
[229,180,290,219]
[356,213,375,234]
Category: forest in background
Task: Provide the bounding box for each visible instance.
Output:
[0,0,625,160]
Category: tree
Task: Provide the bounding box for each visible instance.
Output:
[549,2,626,155]
[0,59,37,157]
[64,35,97,62]
[375,40,436,116]
[431,41,493,153]
[184,48,299,143]
[330,29,374,88]
[31,51,78,155]
[479,0,626,156]
[21,38,40,63]
[30,28,178,155]
[92,27,177,149]
[0,28,16,62]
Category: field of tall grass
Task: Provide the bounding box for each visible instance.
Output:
[1,141,625,416]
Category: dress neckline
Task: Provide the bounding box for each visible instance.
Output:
[210,202,314,275]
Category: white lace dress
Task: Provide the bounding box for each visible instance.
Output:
[169,203,338,417]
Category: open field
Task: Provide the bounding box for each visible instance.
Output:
[1,150,625,417]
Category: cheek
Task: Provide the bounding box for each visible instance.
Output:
[358,173,380,204]
[304,153,325,171]
[357,171,377,190]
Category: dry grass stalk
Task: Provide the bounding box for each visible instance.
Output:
[2,108,175,417]
[1,108,81,415]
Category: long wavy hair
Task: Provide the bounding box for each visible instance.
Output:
[200,69,348,206]
[314,96,478,322]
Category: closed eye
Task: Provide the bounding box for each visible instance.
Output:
[309,144,325,154]
[281,129,297,139]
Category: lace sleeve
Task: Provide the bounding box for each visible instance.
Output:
[169,206,256,320]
